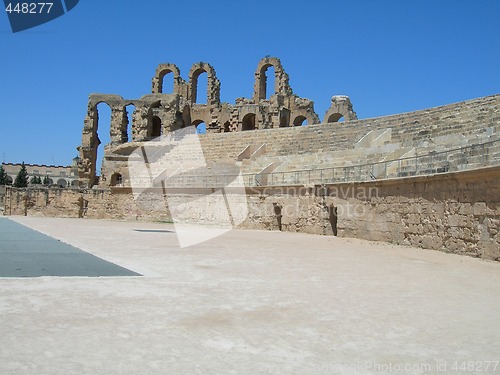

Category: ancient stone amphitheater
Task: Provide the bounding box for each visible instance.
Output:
[3,57,499,260]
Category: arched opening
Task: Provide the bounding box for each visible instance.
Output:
[71,180,80,187]
[273,203,283,231]
[110,173,123,186]
[5,175,13,185]
[192,120,206,134]
[279,110,290,128]
[95,102,112,177]
[57,179,67,188]
[193,70,208,104]
[242,113,256,131]
[47,178,54,185]
[293,116,308,126]
[327,113,344,123]
[223,121,231,132]
[151,116,162,138]
[329,205,338,236]
[159,71,174,94]
[264,65,276,100]
[125,104,136,142]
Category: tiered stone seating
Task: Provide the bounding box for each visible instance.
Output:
[123,95,499,187]
[191,95,500,184]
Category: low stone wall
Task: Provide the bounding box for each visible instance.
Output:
[3,166,499,261]
[0,186,5,215]
[2,187,172,222]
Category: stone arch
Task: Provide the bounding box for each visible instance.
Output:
[242,113,256,131]
[323,96,357,123]
[57,179,67,188]
[223,121,231,132]
[144,101,162,139]
[78,94,124,188]
[188,62,220,106]
[192,119,207,134]
[253,56,293,102]
[152,63,182,94]
[327,113,344,123]
[71,180,79,187]
[290,107,317,127]
[5,175,13,185]
[293,115,308,126]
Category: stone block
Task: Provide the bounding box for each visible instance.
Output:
[407,214,421,225]
[473,202,487,216]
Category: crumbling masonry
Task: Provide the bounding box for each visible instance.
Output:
[77,57,357,188]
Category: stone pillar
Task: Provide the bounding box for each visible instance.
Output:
[78,104,99,188]
[133,105,149,141]
[323,96,358,123]
[110,106,126,145]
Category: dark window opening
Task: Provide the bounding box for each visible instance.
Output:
[151,116,162,138]
[242,113,256,131]
[329,205,338,236]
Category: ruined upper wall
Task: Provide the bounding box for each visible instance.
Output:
[196,94,500,161]
[78,57,330,187]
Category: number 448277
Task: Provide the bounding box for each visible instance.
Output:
[5,2,54,14]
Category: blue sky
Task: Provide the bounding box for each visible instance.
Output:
[0,0,498,167]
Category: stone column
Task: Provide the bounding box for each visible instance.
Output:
[110,106,126,145]
[78,105,99,188]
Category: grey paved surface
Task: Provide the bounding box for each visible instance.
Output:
[0,218,140,277]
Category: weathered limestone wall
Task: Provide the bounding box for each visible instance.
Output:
[239,167,500,260]
[2,187,172,222]
[327,166,500,260]
[4,166,499,261]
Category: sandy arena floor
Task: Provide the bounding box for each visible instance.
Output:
[0,216,499,375]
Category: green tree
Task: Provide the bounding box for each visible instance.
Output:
[31,176,41,184]
[13,162,29,188]
[0,165,7,185]
[43,175,49,185]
